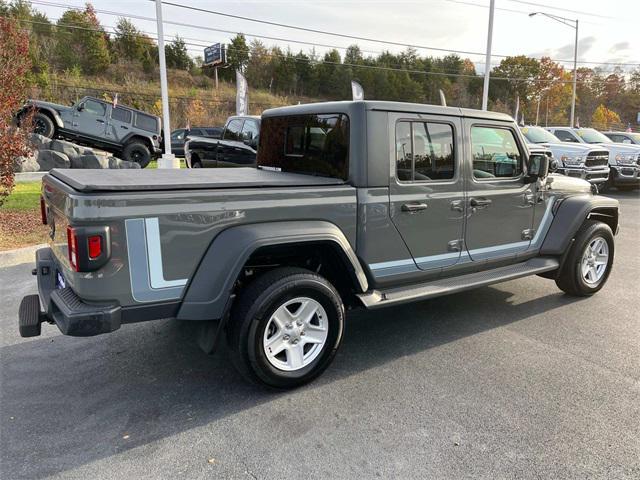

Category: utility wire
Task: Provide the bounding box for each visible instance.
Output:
[28,0,640,67]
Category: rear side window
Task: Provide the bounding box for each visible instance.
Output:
[111,107,132,123]
[134,113,158,133]
[471,126,522,179]
[241,120,260,140]
[258,113,349,180]
[223,119,243,141]
[395,121,455,182]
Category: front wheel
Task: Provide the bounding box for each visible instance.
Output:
[555,220,614,296]
[33,112,55,138]
[228,267,345,389]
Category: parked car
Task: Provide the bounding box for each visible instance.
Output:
[16,96,162,168]
[601,131,640,146]
[185,115,260,168]
[20,101,619,389]
[546,127,640,191]
[521,126,609,187]
[170,126,223,157]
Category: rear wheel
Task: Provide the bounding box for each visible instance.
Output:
[228,267,344,389]
[555,220,614,296]
[33,112,55,138]
[122,141,151,168]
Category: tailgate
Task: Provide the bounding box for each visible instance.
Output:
[42,179,72,274]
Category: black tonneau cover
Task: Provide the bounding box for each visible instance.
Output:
[48,167,345,192]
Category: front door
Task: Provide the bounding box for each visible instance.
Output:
[464,121,535,261]
[389,113,465,270]
[74,98,108,139]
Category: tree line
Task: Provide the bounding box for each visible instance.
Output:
[1,0,638,130]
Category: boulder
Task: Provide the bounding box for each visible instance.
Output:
[28,133,51,151]
[37,150,70,171]
[73,152,109,169]
[107,156,141,169]
[50,139,81,159]
[13,152,40,172]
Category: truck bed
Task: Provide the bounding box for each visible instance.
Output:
[49,167,345,192]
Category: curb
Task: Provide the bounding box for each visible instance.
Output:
[0,244,46,268]
[15,172,46,183]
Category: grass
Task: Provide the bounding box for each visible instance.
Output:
[0,181,48,251]
[2,182,41,211]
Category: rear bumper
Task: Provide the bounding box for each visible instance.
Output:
[19,248,122,337]
[19,248,182,338]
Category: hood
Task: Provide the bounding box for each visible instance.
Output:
[545,174,592,194]
[537,142,601,154]
[27,99,72,114]
[596,143,640,155]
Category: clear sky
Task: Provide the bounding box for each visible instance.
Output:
[31,0,639,73]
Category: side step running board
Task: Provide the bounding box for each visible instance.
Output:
[358,257,559,309]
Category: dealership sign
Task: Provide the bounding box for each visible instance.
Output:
[204,43,227,67]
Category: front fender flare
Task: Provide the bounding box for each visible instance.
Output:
[177,221,367,321]
[540,194,619,255]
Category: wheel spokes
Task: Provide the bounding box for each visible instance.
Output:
[286,344,305,370]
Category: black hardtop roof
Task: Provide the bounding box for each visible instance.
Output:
[262,100,514,122]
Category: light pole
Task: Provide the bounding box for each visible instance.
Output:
[529,12,579,128]
[481,0,495,111]
[155,0,178,168]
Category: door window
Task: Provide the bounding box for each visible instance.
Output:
[171,129,185,141]
[471,126,522,179]
[395,121,454,182]
[241,120,259,140]
[554,129,579,142]
[83,99,106,116]
[223,119,243,141]
[111,107,132,123]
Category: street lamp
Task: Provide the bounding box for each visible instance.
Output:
[529,12,579,128]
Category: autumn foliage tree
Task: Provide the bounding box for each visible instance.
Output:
[591,104,621,130]
[0,17,32,206]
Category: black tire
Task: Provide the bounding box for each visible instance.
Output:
[122,141,151,168]
[555,220,614,296]
[191,158,202,168]
[228,267,345,389]
[33,112,55,138]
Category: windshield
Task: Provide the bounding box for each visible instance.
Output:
[627,133,640,143]
[521,126,560,144]
[576,129,612,144]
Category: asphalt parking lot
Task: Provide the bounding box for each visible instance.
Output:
[1,191,638,480]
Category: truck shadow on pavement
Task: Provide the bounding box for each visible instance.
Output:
[0,283,581,479]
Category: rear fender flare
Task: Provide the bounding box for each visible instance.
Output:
[177,221,367,321]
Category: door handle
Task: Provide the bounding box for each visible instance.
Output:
[120,125,129,129]
[401,202,428,212]
[469,198,492,208]
[96,119,105,123]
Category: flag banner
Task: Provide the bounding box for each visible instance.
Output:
[351,80,364,101]
[112,93,118,108]
[236,70,249,116]
[439,89,447,107]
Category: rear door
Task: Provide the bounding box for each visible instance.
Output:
[217,119,246,167]
[464,121,535,261]
[106,106,133,143]
[388,113,466,270]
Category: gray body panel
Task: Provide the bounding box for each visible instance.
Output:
[38,101,619,327]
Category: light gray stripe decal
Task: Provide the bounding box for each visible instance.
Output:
[144,218,188,289]
[125,218,186,303]
[369,196,556,277]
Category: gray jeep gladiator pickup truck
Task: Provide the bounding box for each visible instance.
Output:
[17,96,162,168]
[19,101,619,389]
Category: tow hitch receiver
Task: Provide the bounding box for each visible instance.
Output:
[19,294,45,337]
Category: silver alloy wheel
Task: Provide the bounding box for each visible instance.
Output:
[262,297,329,372]
[581,236,609,285]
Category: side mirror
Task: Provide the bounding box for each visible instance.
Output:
[76,103,85,112]
[525,153,549,183]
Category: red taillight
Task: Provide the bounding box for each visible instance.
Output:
[88,235,102,259]
[67,226,79,271]
[40,196,47,225]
